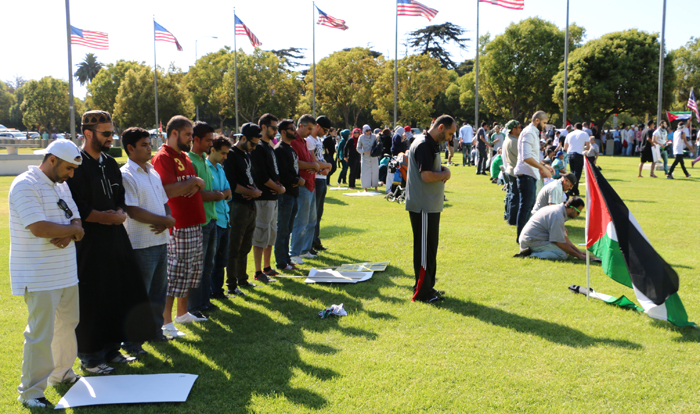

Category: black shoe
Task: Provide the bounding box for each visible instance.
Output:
[666,174,674,179]
[514,247,532,258]
[432,289,445,297]
[202,303,219,312]
[313,244,327,251]
[422,295,444,304]
[211,292,230,300]
[150,334,175,342]
[239,281,258,288]
[254,273,278,283]
[227,287,247,296]
[190,310,207,319]
[309,248,319,255]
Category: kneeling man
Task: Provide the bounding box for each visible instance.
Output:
[517,197,586,260]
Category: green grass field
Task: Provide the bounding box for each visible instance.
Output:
[1,156,699,413]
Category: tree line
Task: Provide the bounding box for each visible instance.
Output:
[1,18,698,134]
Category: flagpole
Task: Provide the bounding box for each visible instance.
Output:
[153,16,159,130]
[234,8,239,132]
[394,0,398,129]
[562,0,569,129]
[656,0,666,126]
[474,0,479,129]
[585,157,590,300]
[65,0,76,141]
[312,1,317,118]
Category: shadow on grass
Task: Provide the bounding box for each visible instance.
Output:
[323,197,348,206]
[623,199,657,203]
[648,319,700,342]
[440,298,642,349]
[320,225,362,239]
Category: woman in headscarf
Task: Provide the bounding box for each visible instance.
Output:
[380,128,392,158]
[336,129,350,185]
[391,127,406,156]
[356,124,380,191]
[344,128,361,189]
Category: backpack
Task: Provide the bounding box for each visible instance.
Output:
[370,137,383,157]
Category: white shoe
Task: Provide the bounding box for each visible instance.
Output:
[291,255,305,264]
[162,322,187,337]
[301,252,317,259]
[174,312,207,324]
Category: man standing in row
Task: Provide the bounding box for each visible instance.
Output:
[308,116,333,252]
[120,127,177,352]
[274,119,305,271]
[208,135,233,299]
[152,116,207,338]
[502,120,521,226]
[225,123,263,296]
[68,111,158,373]
[251,114,284,282]
[563,123,590,197]
[290,115,320,264]
[405,115,455,303]
[459,122,473,167]
[475,121,489,175]
[11,140,84,408]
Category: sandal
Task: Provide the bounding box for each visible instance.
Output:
[81,363,115,375]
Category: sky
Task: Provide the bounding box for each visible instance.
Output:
[1,0,697,100]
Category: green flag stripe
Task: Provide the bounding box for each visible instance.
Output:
[589,234,632,288]
[664,293,695,327]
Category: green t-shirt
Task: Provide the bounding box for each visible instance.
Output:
[490,154,503,179]
[187,151,216,224]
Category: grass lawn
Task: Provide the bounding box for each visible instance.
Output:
[0,155,699,413]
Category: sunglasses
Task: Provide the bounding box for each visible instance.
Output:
[57,199,73,219]
[89,129,113,138]
[572,206,581,215]
[268,125,278,131]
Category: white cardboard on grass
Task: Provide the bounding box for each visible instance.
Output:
[55,374,198,409]
[305,268,373,284]
[343,191,382,197]
[328,187,349,190]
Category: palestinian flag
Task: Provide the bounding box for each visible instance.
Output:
[585,158,694,326]
[666,111,692,122]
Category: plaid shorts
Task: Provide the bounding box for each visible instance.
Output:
[166,225,203,297]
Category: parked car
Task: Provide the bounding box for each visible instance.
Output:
[9,131,28,139]
[27,132,40,139]
[0,132,16,139]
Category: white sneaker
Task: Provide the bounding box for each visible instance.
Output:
[291,255,305,264]
[174,312,207,324]
[19,397,53,408]
[162,322,186,337]
[300,252,317,259]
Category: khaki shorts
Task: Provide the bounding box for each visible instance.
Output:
[252,200,278,248]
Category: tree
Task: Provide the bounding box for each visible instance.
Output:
[270,47,307,71]
[431,70,468,122]
[408,23,470,70]
[87,60,147,115]
[0,81,15,125]
[552,29,675,130]
[372,54,449,126]
[669,37,700,111]
[20,77,72,132]
[311,47,383,128]
[479,18,584,121]
[113,66,193,129]
[74,53,104,86]
[4,76,26,94]
[222,48,300,124]
[186,48,234,131]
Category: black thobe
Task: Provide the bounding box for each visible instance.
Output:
[67,150,158,353]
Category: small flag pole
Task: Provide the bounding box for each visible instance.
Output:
[562,0,569,129]
[394,0,398,129]
[656,0,667,127]
[474,0,480,129]
[312,1,317,118]
[234,8,239,132]
[64,0,76,141]
[153,16,159,130]
[585,157,590,300]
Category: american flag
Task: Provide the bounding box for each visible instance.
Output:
[235,16,262,47]
[316,6,348,30]
[70,26,109,50]
[687,89,699,122]
[480,0,525,10]
[154,21,183,51]
[397,0,439,21]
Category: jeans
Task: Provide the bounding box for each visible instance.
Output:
[313,179,327,247]
[338,159,348,184]
[528,243,568,260]
[275,193,298,268]
[461,143,472,166]
[669,154,689,176]
[131,244,168,331]
[568,153,584,196]
[325,155,337,185]
[660,149,669,174]
[210,224,230,298]
[625,143,634,156]
[476,146,487,174]
[227,202,256,290]
[188,219,217,312]
[503,174,520,226]
[516,175,537,243]
[614,140,621,155]
[290,186,317,257]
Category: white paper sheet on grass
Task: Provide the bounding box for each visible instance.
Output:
[343,191,382,196]
[328,187,349,190]
[55,374,198,409]
[305,268,373,283]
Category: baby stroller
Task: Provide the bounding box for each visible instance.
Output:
[385,152,408,203]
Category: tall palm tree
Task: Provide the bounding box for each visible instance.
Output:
[74,53,104,86]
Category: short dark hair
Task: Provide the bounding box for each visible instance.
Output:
[258,113,278,128]
[193,121,215,139]
[434,115,455,130]
[481,121,488,127]
[278,119,295,132]
[575,122,583,130]
[42,154,62,165]
[565,196,585,209]
[647,120,655,127]
[562,172,577,186]
[298,114,316,127]
[166,115,192,137]
[121,127,150,155]
[212,135,233,151]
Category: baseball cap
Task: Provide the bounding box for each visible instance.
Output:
[315,115,332,129]
[37,140,83,165]
[241,123,262,138]
[556,150,564,157]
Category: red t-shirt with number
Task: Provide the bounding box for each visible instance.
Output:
[291,134,315,191]
[152,144,205,229]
